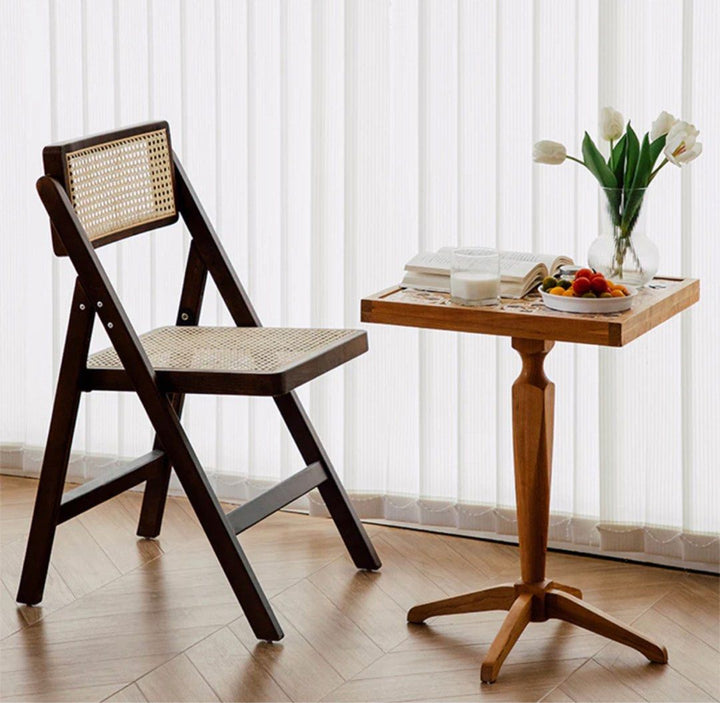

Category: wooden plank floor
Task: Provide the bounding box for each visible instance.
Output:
[1,474,718,702]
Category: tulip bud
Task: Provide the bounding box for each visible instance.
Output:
[650,110,677,141]
[599,107,624,141]
[533,140,567,165]
[664,121,703,166]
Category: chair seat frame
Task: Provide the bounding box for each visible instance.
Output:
[17,125,380,641]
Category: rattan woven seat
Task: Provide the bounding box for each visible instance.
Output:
[19,121,380,643]
[85,326,367,395]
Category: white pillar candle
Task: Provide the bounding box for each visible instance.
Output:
[450,271,499,304]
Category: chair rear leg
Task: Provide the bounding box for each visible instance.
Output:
[317,463,382,570]
[275,392,381,571]
[136,461,172,538]
[137,393,184,538]
[130,370,281,639]
[17,283,93,604]
[138,242,207,538]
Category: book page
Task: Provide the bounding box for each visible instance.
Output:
[498,251,560,280]
[401,271,451,292]
[404,251,453,275]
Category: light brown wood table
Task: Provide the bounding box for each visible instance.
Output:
[361,277,699,683]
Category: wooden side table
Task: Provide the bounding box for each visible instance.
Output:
[361,278,699,683]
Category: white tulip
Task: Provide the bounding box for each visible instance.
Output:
[600,106,624,141]
[650,110,677,141]
[533,140,567,165]
[664,121,703,166]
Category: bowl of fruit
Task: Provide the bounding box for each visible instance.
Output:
[539,269,636,313]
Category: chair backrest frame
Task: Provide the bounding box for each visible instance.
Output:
[43,121,178,256]
[36,122,262,389]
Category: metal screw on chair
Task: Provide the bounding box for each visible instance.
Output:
[79,304,85,310]
[181,312,189,321]
[97,301,103,308]
[107,322,113,329]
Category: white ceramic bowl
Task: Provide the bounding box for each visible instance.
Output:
[538,284,637,313]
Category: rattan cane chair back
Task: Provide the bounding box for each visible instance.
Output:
[43,121,178,255]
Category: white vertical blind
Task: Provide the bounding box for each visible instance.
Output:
[1,0,717,569]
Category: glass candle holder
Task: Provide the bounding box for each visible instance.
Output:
[450,248,500,306]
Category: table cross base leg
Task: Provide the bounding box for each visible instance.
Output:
[406,337,668,684]
[407,579,667,683]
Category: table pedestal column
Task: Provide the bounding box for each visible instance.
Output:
[407,337,668,683]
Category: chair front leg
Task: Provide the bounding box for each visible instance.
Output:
[17,381,84,604]
[150,416,284,641]
[17,283,94,604]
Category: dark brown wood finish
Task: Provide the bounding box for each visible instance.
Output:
[274,392,381,570]
[137,239,208,539]
[18,122,380,643]
[31,174,283,640]
[16,281,95,604]
[59,450,165,524]
[226,462,328,535]
[172,154,381,571]
[172,154,259,327]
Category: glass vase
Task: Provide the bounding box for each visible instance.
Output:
[587,187,659,287]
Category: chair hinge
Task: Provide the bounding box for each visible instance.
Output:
[178,309,195,325]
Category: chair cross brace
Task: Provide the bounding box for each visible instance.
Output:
[58,450,165,523]
[226,462,328,535]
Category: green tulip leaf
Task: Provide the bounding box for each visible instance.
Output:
[624,123,639,200]
[611,134,627,189]
[622,133,651,232]
[582,132,618,189]
[634,134,652,188]
[649,134,666,169]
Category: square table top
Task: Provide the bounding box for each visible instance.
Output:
[361,277,699,347]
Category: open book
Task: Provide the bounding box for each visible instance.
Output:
[401,248,574,299]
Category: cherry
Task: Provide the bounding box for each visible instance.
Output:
[572,277,592,295]
[590,275,609,294]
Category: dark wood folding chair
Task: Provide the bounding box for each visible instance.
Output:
[17,121,381,640]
